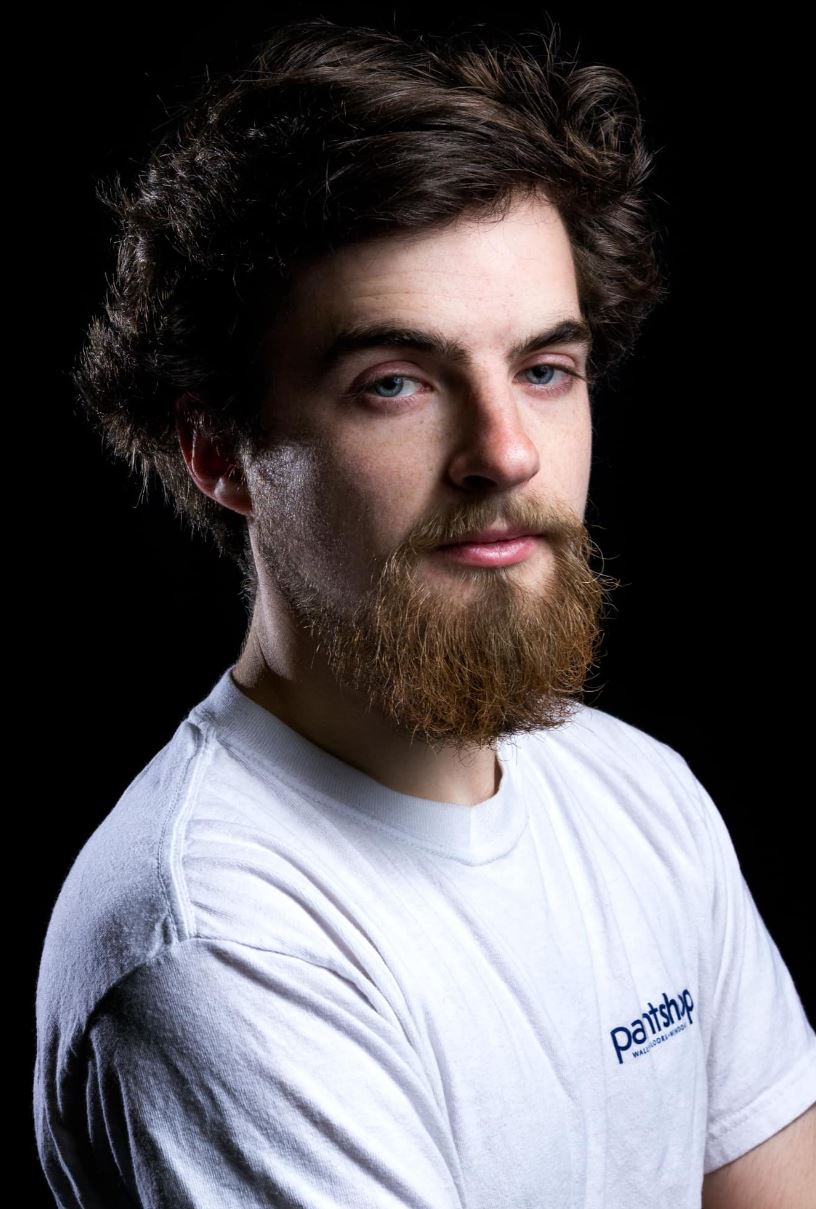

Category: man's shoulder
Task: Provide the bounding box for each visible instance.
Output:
[35,700,349,1056]
[528,695,694,782]
[36,717,206,1045]
[519,697,711,854]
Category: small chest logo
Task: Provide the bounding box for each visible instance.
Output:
[610,988,695,1065]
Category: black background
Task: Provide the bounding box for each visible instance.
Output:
[28,4,811,1200]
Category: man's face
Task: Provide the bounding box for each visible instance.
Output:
[243,192,611,752]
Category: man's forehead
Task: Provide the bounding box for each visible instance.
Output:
[273,203,584,368]
[295,194,572,290]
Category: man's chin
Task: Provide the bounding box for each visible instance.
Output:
[265,522,613,750]
[315,587,601,749]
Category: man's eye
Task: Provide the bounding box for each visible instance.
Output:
[524,363,575,388]
[354,374,424,401]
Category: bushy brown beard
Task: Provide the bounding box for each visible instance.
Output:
[265,499,618,753]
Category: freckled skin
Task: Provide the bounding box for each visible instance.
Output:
[177,192,616,805]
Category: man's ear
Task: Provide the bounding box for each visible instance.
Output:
[174,396,253,519]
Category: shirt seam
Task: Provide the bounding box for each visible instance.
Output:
[193,717,530,866]
[706,1039,816,1145]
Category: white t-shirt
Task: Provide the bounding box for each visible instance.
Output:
[34,666,816,1208]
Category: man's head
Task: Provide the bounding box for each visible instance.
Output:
[185,192,614,749]
[73,16,665,746]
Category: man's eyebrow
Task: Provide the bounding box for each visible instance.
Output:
[317,316,593,375]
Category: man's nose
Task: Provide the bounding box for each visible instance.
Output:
[444,389,541,492]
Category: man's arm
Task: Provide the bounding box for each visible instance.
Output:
[702,1101,816,1209]
[49,938,464,1209]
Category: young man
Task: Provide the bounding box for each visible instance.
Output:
[34,17,815,1208]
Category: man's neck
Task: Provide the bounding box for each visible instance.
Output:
[231,637,501,807]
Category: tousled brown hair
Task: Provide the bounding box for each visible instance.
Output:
[73,15,668,612]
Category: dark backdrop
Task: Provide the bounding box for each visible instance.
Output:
[27,4,811,1201]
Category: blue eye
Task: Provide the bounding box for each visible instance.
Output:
[525,364,559,386]
[367,375,415,399]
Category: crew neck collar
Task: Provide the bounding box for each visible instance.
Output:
[187,665,530,862]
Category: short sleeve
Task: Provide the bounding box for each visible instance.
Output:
[689,772,816,1173]
[75,939,463,1209]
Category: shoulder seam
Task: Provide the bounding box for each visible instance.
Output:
[80,936,378,1043]
[154,719,211,944]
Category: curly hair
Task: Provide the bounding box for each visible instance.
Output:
[73,15,668,615]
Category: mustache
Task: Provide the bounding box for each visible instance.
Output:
[403,502,585,553]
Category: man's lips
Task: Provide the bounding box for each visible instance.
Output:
[432,531,543,568]
[439,527,539,547]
